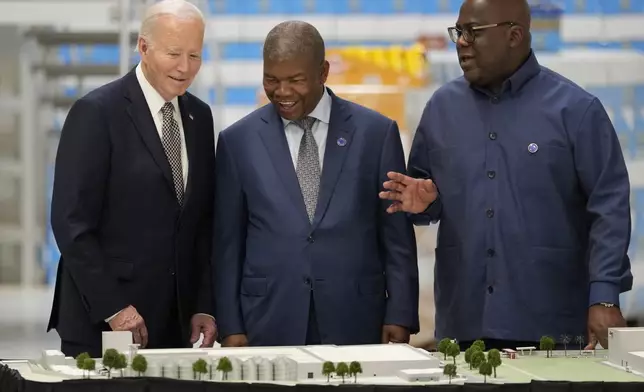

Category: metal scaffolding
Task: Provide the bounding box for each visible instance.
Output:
[1,0,219,287]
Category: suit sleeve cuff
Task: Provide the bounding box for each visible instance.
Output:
[589,281,621,307]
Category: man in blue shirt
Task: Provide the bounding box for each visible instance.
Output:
[380,0,632,350]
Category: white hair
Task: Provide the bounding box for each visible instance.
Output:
[137,0,205,47]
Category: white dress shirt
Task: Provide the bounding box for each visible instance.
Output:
[281,87,332,171]
[135,63,189,189]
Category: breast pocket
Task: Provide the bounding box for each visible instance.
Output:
[428,147,466,196]
[517,142,575,193]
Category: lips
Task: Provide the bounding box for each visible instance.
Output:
[169,76,187,82]
[459,54,476,69]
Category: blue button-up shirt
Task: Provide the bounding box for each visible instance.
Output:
[409,51,633,343]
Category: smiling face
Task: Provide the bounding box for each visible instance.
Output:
[455,0,518,88]
[138,14,204,101]
[263,55,329,121]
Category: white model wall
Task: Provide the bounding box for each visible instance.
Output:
[608,328,644,366]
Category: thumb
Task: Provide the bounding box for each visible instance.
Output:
[585,327,597,350]
[190,322,201,344]
[381,328,390,344]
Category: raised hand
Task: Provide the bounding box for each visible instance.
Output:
[379,171,438,214]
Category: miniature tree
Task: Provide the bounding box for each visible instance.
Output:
[539,336,555,358]
[464,347,474,369]
[560,334,571,356]
[575,335,585,354]
[131,354,148,376]
[438,338,452,360]
[471,350,485,369]
[114,353,127,377]
[102,348,120,379]
[487,349,502,378]
[75,352,90,378]
[349,361,362,383]
[479,360,493,383]
[83,358,96,379]
[76,352,90,370]
[443,363,457,384]
[472,339,486,352]
[217,357,233,380]
[193,358,208,380]
[322,361,335,382]
[447,342,460,365]
[335,362,349,383]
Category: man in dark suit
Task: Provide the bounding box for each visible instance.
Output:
[47,0,217,358]
[213,21,419,347]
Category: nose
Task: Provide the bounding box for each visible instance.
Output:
[457,34,471,48]
[275,81,292,97]
[176,54,189,73]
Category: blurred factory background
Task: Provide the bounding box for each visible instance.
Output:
[1,0,644,359]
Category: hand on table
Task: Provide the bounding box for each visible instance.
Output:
[381,325,410,344]
[222,334,249,347]
[190,314,218,347]
[584,304,626,350]
[108,305,149,348]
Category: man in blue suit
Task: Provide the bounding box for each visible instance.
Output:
[213,20,419,347]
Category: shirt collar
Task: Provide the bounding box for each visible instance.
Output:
[281,86,332,127]
[471,50,541,96]
[135,62,180,115]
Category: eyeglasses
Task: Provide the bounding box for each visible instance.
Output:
[448,21,517,44]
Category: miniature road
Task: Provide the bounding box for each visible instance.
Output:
[498,361,545,380]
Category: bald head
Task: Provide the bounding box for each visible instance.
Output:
[263,21,326,66]
[139,0,205,46]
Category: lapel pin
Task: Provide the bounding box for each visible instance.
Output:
[189,114,193,120]
[528,143,538,154]
[337,137,347,147]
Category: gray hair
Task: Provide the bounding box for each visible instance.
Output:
[263,21,325,65]
[138,0,205,47]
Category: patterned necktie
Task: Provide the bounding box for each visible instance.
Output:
[294,116,320,223]
[160,102,185,206]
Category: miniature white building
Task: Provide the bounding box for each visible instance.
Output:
[607,327,644,373]
[32,332,444,384]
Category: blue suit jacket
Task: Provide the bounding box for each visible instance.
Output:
[213,88,419,346]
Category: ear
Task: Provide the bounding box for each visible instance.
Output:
[137,37,148,56]
[320,60,330,84]
[507,25,524,49]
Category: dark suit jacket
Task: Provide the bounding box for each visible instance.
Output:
[47,69,216,350]
[213,88,419,346]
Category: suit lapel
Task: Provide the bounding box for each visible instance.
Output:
[178,94,196,209]
[312,90,355,228]
[258,105,310,224]
[124,71,175,195]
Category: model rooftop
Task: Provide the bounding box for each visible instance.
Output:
[302,344,431,363]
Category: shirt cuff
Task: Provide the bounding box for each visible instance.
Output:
[105,309,123,323]
[589,281,621,307]
[195,313,215,320]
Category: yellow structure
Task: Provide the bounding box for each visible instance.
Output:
[257,45,429,133]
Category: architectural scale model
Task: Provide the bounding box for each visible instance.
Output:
[4,330,644,384]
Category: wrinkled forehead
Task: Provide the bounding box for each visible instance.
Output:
[456,0,498,26]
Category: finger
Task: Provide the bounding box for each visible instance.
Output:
[381,329,390,344]
[387,172,416,186]
[201,328,216,347]
[379,191,404,202]
[190,322,202,344]
[585,327,596,350]
[139,323,149,348]
[386,202,402,214]
[382,181,406,192]
[132,328,143,345]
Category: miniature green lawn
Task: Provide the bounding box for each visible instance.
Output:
[452,355,644,383]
